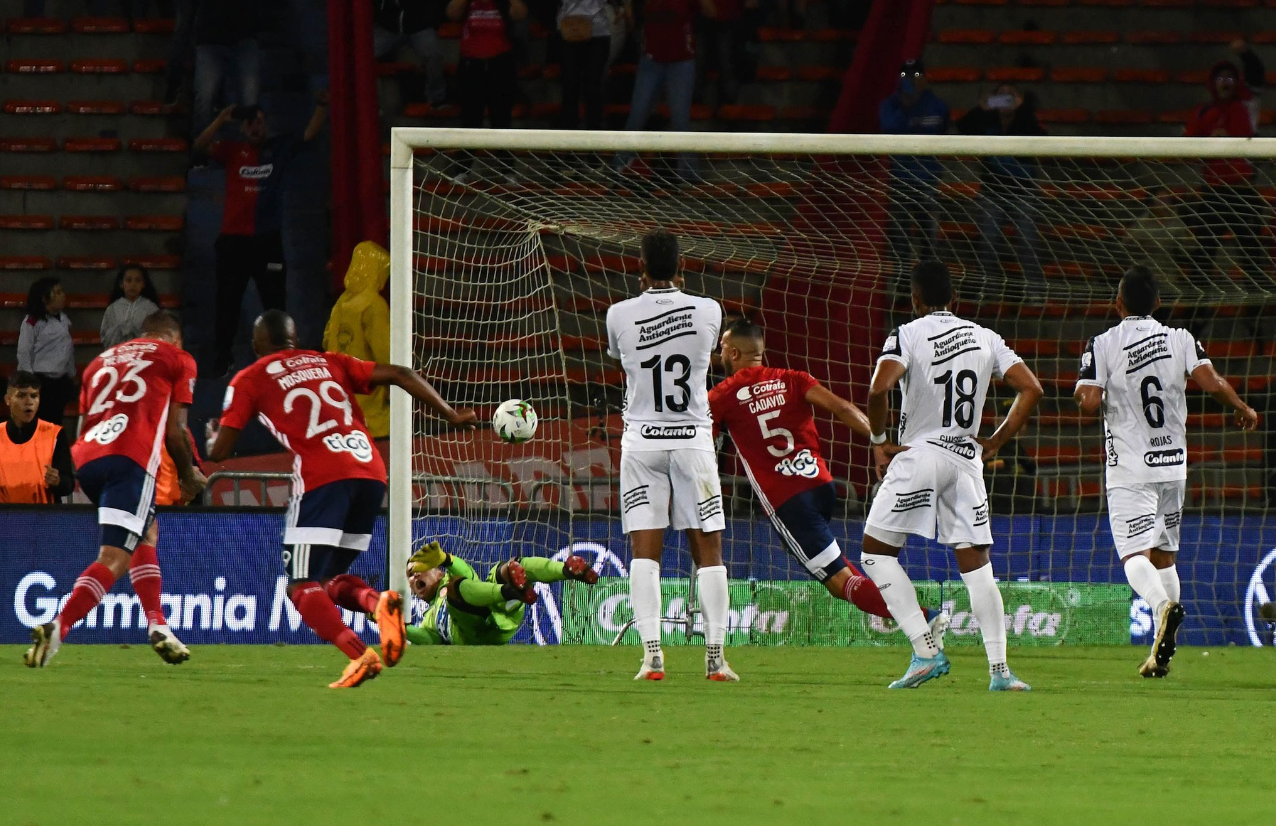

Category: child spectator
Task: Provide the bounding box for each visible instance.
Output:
[16,277,78,426]
[449,0,528,131]
[101,265,162,349]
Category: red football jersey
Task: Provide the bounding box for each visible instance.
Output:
[707,365,834,509]
[221,349,385,492]
[73,338,197,475]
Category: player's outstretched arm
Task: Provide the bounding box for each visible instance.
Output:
[1190,363,1259,430]
[805,384,872,441]
[979,362,1043,460]
[165,401,207,503]
[369,364,478,429]
[866,359,908,479]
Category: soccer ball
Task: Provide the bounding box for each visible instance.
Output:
[492,399,538,443]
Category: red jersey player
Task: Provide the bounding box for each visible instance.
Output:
[25,312,207,668]
[207,311,477,688]
[708,318,947,636]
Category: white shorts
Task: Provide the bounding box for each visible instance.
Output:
[865,448,992,548]
[619,449,725,534]
[1106,481,1185,557]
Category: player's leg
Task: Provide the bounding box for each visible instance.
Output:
[282,484,381,687]
[26,457,149,667]
[823,564,947,644]
[130,521,191,664]
[451,571,535,609]
[1108,484,1180,674]
[941,468,1028,691]
[517,556,599,585]
[620,449,672,680]
[860,450,948,687]
[671,448,732,681]
[1139,481,1187,677]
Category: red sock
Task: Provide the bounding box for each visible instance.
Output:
[841,560,892,619]
[59,562,116,640]
[290,582,366,659]
[325,574,380,615]
[129,544,167,626]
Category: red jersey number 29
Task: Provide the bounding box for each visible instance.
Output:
[284,380,353,439]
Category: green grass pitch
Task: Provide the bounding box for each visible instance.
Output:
[2,644,1270,826]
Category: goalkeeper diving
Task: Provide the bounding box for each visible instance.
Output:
[405,541,599,645]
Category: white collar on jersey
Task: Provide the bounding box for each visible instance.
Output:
[1121,315,1152,321]
[646,287,681,294]
[927,310,953,316]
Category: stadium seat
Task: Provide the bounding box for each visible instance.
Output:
[935,29,997,44]
[1113,69,1171,83]
[0,137,58,153]
[1080,0,1135,6]
[1126,31,1182,44]
[1050,68,1108,83]
[1036,108,1091,124]
[1175,70,1210,84]
[129,176,186,193]
[66,100,128,114]
[4,18,67,34]
[72,17,131,33]
[129,100,175,115]
[0,256,53,270]
[3,100,62,114]
[64,137,122,152]
[131,18,176,33]
[1094,110,1156,124]
[810,29,857,42]
[1,175,58,190]
[63,175,125,191]
[5,59,65,73]
[0,214,56,229]
[1189,31,1245,44]
[122,254,182,270]
[128,137,188,152]
[987,67,1045,82]
[795,66,841,82]
[70,58,130,74]
[132,59,167,74]
[1062,31,1120,44]
[57,255,117,270]
[999,30,1057,45]
[928,67,982,83]
[125,215,184,231]
[60,215,121,230]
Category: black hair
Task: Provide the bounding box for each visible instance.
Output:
[141,310,182,338]
[641,229,680,282]
[7,371,41,391]
[724,316,764,344]
[25,276,61,322]
[910,260,953,308]
[1119,265,1159,315]
[256,309,297,348]
[109,264,161,306]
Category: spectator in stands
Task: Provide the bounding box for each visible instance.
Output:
[558,0,616,130]
[699,0,745,106]
[1183,61,1270,288]
[163,0,195,107]
[16,277,77,426]
[194,94,330,376]
[1125,189,1197,295]
[101,265,162,349]
[192,0,262,133]
[449,0,527,136]
[616,0,716,180]
[0,372,75,504]
[374,0,449,108]
[1231,39,1266,132]
[957,84,1047,298]
[879,59,949,287]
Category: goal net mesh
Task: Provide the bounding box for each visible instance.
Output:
[402,137,1276,649]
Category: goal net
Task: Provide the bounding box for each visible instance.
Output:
[389,130,1276,649]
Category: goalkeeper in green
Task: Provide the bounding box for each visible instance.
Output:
[405,541,599,646]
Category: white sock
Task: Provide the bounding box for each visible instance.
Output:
[629,558,662,662]
[1124,555,1170,615]
[860,553,938,657]
[697,565,729,665]
[961,563,1008,673]
[1158,564,1181,603]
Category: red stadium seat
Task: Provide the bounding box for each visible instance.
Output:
[129,176,186,193]
[57,255,117,270]
[986,67,1045,82]
[935,29,997,44]
[66,100,128,114]
[1189,31,1246,44]
[0,137,58,153]
[999,30,1057,45]
[1125,31,1182,44]
[128,137,188,152]
[122,254,182,270]
[70,58,130,74]
[125,215,184,231]
[5,59,65,73]
[1036,108,1091,124]
[928,67,983,83]
[64,137,122,152]
[72,17,130,33]
[1094,110,1155,124]
[3,99,62,114]
[795,66,841,82]
[810,29,857,42]
[132,59,167,74]
[59,215,121,230]
[1062,31,1119,44]
[0,256,54,270]
[1175,70,1210,84]
[63,176,125,192]
[129,100,175,115]
[132,17,176,33]
[4,18,67,34]
[0,215,56,230]
[1050,68,1108,82]
[1113,69,1171,83]
[1,175,58,190]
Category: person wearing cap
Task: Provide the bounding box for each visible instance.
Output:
[879,59,950,287]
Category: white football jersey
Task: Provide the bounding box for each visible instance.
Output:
[606,287,722,452]
[878,311,1023,476]
[1075,316,1210,487]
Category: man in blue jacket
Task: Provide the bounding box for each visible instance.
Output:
[879,59,950,288]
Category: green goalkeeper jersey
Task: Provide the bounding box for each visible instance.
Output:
[406,556,527,647]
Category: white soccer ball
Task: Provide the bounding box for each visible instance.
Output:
[492,399,538,443]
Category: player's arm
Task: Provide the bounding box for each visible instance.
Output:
[1190,363,1259,430]
[979,362,1043,460]
[193,105,235,154]
[166,401,208,503]
[1074,384,1102,417]
[806,384,872,441]
[1073,336,1103,416]
[866,359,908,479]
[368,364,478,428]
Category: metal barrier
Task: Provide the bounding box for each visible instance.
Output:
[203,472,295,506]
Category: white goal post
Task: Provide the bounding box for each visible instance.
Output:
[388,128,1275,647]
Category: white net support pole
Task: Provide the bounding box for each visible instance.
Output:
[389,145,415,600]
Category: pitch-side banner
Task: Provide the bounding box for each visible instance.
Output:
[1,509,1273,646]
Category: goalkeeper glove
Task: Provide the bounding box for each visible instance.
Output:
[408,540,449,574]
